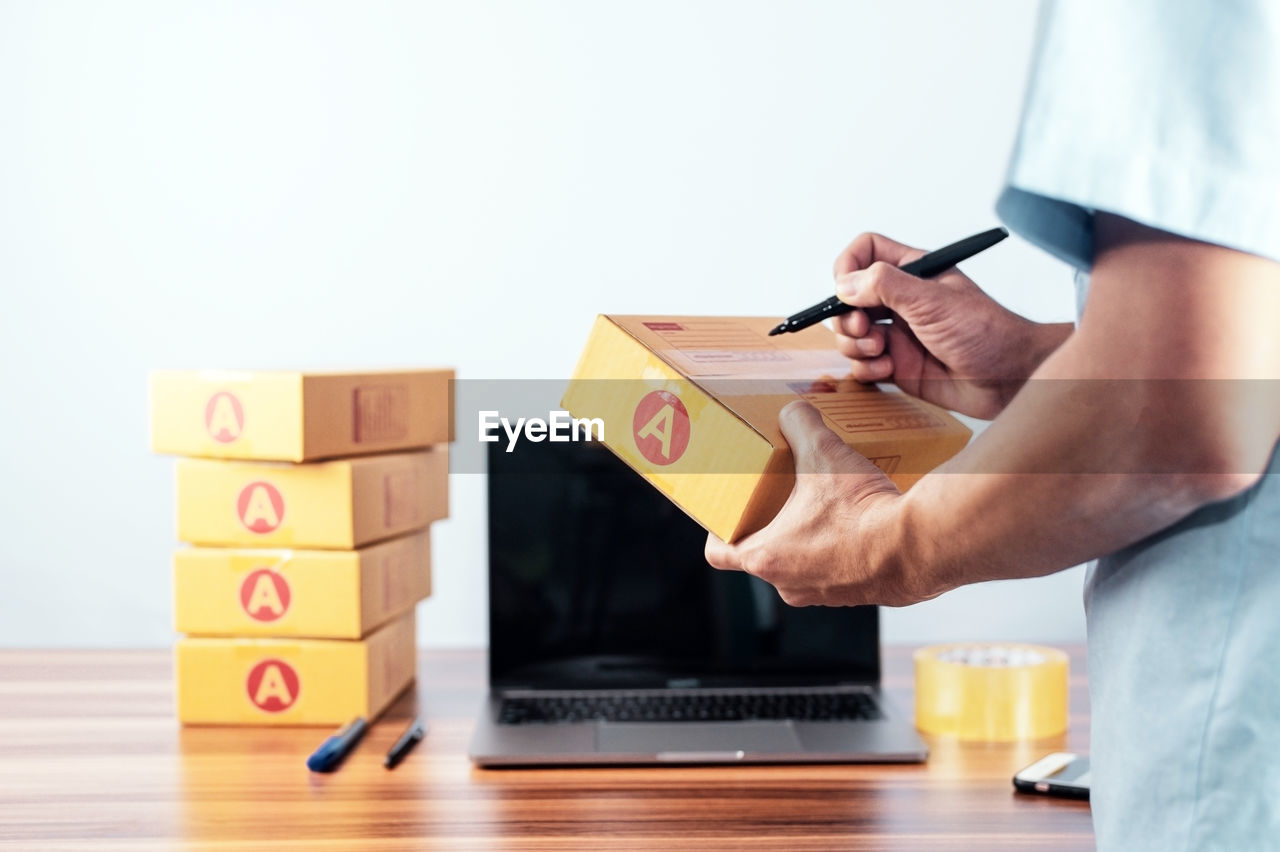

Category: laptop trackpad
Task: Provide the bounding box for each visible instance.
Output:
[597,721,802,756]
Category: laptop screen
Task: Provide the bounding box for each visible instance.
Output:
[487,438,880,689]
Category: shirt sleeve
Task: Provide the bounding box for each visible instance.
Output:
[996,0,1280,270]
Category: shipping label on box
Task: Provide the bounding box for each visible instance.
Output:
[174,530,431,639]
[175,449,448,548]
[175,611,417,725]
[150,368,454,461]
[562,315,971,543]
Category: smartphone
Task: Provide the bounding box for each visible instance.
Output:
[1013,752,1091,800]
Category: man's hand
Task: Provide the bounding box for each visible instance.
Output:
[832,232,1073,419]
[703,401,936,608]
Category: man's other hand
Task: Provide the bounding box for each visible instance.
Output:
[704,401,936,608]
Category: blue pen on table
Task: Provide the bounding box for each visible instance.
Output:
[306,717,367,773]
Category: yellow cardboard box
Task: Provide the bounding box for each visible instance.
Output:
[562,315,971,543]
[173,531,431,639]
[150,368,453,462]
[175,449,448,549]
[175,611,417,725]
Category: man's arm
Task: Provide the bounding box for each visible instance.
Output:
[706,215,1280,606]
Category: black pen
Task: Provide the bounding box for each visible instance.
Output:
[306,717,367,773]
[384,717,427,769]
[768,227,1009,335]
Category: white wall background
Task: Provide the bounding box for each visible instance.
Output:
[0,0,1086,649]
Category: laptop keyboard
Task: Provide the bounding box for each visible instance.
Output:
[497,689,883,725]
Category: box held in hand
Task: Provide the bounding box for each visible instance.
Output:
[562,315,971,543]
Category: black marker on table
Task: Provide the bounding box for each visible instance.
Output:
[768,227,1009,336]
[384,717,427,769]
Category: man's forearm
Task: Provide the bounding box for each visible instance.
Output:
[880,218,1280,598]
[993,320,1076,414]
[886,336,1255,597]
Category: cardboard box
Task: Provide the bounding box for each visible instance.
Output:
[173,531,431,639]
[175,612,417,725]
[175,449,448,549]
[562,315,971,543]
[150,368,454,462]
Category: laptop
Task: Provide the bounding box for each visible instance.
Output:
[468,437,927,766]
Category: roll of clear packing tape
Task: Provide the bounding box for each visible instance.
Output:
[914,643,1069,741]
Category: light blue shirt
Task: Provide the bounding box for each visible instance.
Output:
[995,2,1280,850]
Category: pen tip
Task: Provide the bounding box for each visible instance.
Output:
[767,325,784,336]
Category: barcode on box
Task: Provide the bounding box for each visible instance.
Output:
[380,551,408,617]
[383,468,424,529]
[806,393,944,433]
[353,385,409,443]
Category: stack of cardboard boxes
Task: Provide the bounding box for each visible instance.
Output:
[149,369,452,725]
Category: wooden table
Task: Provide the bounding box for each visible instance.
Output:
[0,647,1092,850]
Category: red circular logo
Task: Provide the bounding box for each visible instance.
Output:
[239,568,291,622]
[236,482,285,533]
[632,390,691,466]
[205,392,244,443]
[245,658,299,713]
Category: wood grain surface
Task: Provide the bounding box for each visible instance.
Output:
[0,647,1093,851]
